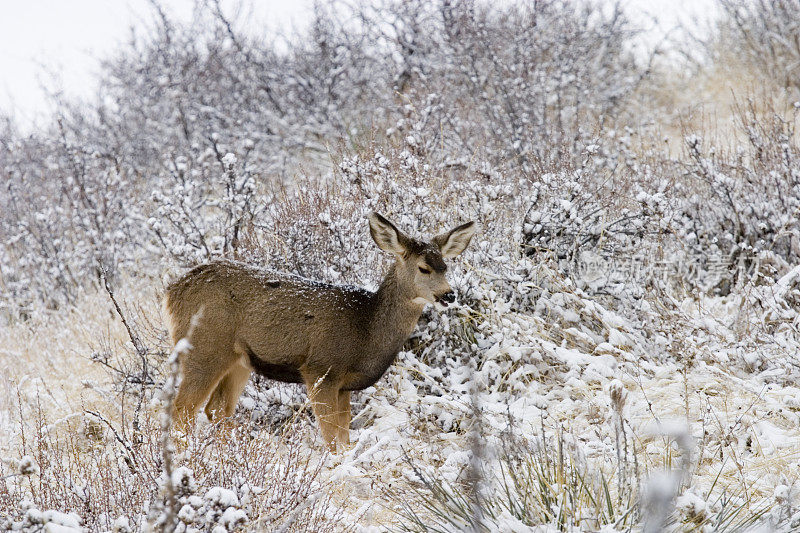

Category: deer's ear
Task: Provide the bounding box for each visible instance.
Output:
[369,212,408,257]
[433,221,477,258]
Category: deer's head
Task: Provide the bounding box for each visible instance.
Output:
[368,212,476,307]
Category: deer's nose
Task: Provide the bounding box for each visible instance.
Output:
[439,291,456,304]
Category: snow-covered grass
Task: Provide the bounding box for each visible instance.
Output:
[0,304,339,530]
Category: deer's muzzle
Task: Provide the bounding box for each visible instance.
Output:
[436,291,456,307]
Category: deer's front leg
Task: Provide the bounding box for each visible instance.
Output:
[336,390,351,449]
[305,377,341,452]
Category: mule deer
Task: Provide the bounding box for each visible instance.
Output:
[164,212,476,451]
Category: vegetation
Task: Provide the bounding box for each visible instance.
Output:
[1,0,799,530]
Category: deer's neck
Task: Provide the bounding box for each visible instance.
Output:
[369,262,425,361]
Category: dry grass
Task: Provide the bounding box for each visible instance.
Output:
[626,39,800,159]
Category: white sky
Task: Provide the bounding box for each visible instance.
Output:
[0,0,314,129]
[0,0,716,130]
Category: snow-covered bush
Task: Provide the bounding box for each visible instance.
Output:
[0,130,145,312]
[0,0,649,318]
[149,147,259,265]
[673,100,800,293]
[520,158,669,297]
[1,502,83,532]
[361,0,645,169]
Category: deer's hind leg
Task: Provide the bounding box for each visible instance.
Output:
[204,358,252,422]
[173,339,238,431]
[173,367,219,431]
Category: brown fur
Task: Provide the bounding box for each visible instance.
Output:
[164,213,476,451]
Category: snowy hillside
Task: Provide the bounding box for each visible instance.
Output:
[1,1,799,531]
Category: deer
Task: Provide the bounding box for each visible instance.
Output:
[164,212,476,452]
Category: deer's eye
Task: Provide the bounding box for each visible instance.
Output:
[418,266,431,275]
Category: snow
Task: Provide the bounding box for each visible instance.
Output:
[14,508,83,532]
[174,338,193,355]
[204,487,240,509]
[112,516,132,533]
[775,264,800,299]
[675,489,708,520]
[17,455,38,476]
[221,153,237,167]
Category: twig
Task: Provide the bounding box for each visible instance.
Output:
[85,410,140,474]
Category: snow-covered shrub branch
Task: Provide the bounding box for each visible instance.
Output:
[149,146,259,265]
[675,99,800,292]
